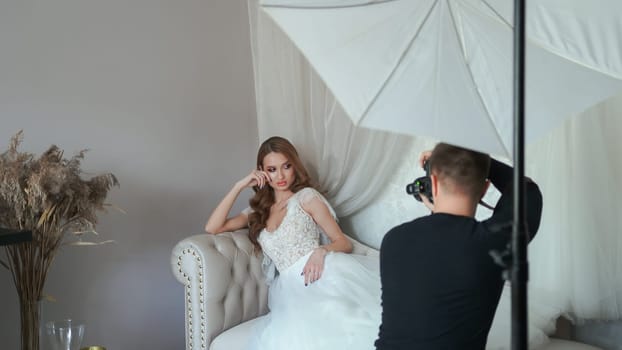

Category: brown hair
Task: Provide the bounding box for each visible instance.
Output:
[248,136,313,251]
[428,143,490,201]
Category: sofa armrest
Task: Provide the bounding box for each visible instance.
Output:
[348,236,379,258]
[171,230,269,350]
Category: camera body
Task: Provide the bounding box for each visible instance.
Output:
[406,160,433,203]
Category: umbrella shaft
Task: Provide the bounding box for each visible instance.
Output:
[512,1,528,350]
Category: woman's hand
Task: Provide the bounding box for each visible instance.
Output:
[238,169,271,189]
[301,247,328,286]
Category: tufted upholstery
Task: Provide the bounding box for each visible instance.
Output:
[171,230,269,350]
[171,229,379,350]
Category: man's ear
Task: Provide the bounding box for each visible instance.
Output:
[431,174,439,198]
[480,180,491,200]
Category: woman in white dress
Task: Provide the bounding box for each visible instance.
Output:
[205,136,381,350]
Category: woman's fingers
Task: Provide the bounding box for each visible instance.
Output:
[255,171,263,188]
[314,268,322,282]
[249,170,265,189]
[301,249,327,285]
[315,264,323,281]
[252,170,271,189]
[251,176,259,189]
[302,264,324,285]
[304,269,311,285]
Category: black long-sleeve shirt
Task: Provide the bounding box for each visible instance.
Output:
[375,159,543,350]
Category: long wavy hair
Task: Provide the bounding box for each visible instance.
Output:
[248,136,313,251]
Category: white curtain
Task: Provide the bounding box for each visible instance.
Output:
[526,94,622,322]
[248,0,413,217]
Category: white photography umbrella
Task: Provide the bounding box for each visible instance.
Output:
[260,0,622,158]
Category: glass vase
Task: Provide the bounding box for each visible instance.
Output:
[44,319,85,350]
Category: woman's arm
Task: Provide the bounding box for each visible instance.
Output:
[204,170,270,234]
[304,196,352,253]
[299,195,353,286]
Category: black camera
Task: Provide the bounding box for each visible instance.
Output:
[406,160,433,203]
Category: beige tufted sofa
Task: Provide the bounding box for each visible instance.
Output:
[171,229,601,350]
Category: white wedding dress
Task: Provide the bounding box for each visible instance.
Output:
[245,187,381,350]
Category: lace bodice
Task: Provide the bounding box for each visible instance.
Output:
[257,188,335,273]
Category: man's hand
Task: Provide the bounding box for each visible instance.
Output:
[419,150,432,168]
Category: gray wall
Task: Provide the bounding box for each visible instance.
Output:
[0,0,257,348]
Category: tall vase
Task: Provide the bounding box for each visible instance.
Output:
[19,297,40,350]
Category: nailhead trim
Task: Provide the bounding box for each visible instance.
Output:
[178,247,205,350]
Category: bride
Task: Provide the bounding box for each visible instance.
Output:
[205,136,381,350]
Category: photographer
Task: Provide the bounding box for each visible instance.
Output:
[375,143,543,350]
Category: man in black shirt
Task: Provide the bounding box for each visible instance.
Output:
[375,143,543,350]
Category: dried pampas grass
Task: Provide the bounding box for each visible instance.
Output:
[0,130,119,350]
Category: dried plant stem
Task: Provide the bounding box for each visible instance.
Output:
[19,297,40,350]
[5,225,62,350]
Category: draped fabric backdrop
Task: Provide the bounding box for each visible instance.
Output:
[248,0,412,218]
[525,95,622,322]
[247,0,622,334]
